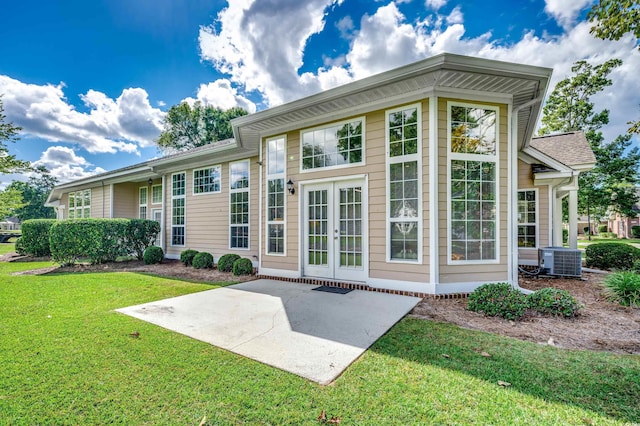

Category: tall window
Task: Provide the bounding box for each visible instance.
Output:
[171,172,186,246]
[301,118,364,170]
[518,190,537,248]
[67,189,91,219]
[151,184,163,204]
[267,137,286,254]
[193,165,221,194]
[139,187,148,219]
[387,105,421,262]
[449,103,498,262]
[230,160,249,249]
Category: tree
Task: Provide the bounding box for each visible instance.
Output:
[156,102,248,153]
[588,0,640,49]
[0,186,26,220]
[0,96,30,174]
[4,166,59,220]
[539,59,640,220]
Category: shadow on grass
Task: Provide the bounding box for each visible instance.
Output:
[371,318,640,424]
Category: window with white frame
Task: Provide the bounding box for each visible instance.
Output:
[301,118,363,170]
[193,165,221,194]
[449,103,498,262]
[387,105,421,262]
[267,137,285,254]
[139,187,148,219]
[518,190,537,248]
[171,173,186,246]
[151,184,162,204]
[230,160,249,249]
[67,189,91,219]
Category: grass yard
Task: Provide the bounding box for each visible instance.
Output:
[0,240,16,255]
[1,258,639,425]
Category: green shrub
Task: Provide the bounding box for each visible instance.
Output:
[562,229,568,244]
[632,259,640,274]
[632,226,640,239]
[597,224,609,233]
[125,219,161,260]
[467,283,528,320]
[143,246,164,265]
[49,219,129,265]
[217,253,241,272]
[19,219,56,256]
[180,249,199,266]
[14,237,25,255]
[527,288,581,317]
[603,272,640,307]
[232,258,254,276]
[585,242,640,270]
[598,232,617,239]
[192,252,214,269]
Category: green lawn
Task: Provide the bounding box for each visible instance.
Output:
[1,260,639,424]
[0,241,16,255]
[576,237,640,249]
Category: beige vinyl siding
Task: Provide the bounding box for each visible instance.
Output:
[438,98,509,284]
[112,183,138,218]
[164,159,259,261]
[260,102,430,283]
[517,160,550,264]
[60,193,69,219]
[90,185,110,218]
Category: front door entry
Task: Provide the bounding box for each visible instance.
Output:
[303,179,366,281]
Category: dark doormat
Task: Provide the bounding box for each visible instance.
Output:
[312,285,353,294]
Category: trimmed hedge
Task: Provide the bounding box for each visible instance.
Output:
[143,246,164,265]
[232,258,254,276]
[527,288,581,317]
[597,224,609,233]
[468,283,527,320]
[585,242,640,271]
[192,252,214,269]
[18,219,56,256]
[217,253,240,272]
[180,249,199,266]
[126,219,161,260]
[632,226,640,239]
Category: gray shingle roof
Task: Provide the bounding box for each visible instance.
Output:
[529,131,596,167]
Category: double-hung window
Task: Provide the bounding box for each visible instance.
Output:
[386,104,421,262]
[266,137,286,254]
[139,187,148,219]
[449,102,499,263]
[230,160,250,249]
[171,172,186,246]
[301,118,364,170]
[193,165,221,194]
[151,184,163,204]
[67,189,91,219]
[518,190,537,248]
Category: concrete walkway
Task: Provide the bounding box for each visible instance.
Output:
[116,279,421,384]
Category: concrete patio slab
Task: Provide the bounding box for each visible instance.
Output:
[116,279,421,384]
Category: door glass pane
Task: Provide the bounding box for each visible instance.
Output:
[308,190,328,266]
[339,187,363,268]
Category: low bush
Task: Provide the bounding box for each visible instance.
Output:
[232,258,254,276]
[527,288,581,317]
[50,219,129,265]
[585,242,640,271]
[180,249,199,266]
[597,224,609,234]
[598,232,617,239]
[19,219,56,256]
[14,237,25,255]
[192,252,214,269]
[143,246,164,265]
[126,219,161,260]
[467,283,527,320]
[603,272,640,307]
[217,253,240,272]
[562,228,568,244]
[632,226,640,239]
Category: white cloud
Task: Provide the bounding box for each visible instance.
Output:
[32,146,106,183]
[336,15,355,40]
[0,76,165,154]
[544,0,594,29]
[182,79,257,113]
[425,0,447,11]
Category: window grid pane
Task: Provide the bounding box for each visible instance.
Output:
[517,190,536,247]
[151,185,163,204]
[308,190,328,266]
[171,173,186,246]
[450,106,496,155]
[302,120,363,170]
[267,178,285,254]
[193,166,221,194]
[230,161,249,249]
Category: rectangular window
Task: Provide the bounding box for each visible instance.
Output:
[386,105,421,262]
[193,165,221,194]
[230,160,249,249]
[139,187,148,219]
[518,190,537,248]
[151,184,163,204]
[449,102,499,263]
[301,118,364,170]
[267,137,286,254]
[67,189,91,219]
[171,172,186,246]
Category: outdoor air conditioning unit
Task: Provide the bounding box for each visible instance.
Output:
[538,247,582,277]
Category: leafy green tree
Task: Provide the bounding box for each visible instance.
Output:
[588,0,640,49]
[0,96,30,174]
[5,166,59,220]
[0,186,26,220]
[539,59,640,219]
[156,102,248,153]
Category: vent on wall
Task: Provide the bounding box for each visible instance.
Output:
[538,247,582,277]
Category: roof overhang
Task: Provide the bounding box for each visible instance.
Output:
[232,52,552,153]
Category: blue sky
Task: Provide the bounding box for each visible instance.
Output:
[1,0,638,184]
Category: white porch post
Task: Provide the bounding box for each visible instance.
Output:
[553,191,563,246]
[568,189,578,249]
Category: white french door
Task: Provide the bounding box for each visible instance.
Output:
[303,179,366,281]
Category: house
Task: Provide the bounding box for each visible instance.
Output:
[46,53,595,296]
[607,187,640,238]
[0,217,21,231]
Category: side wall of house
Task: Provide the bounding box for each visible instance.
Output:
[112,183,138,218]
[517,160,550,264]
